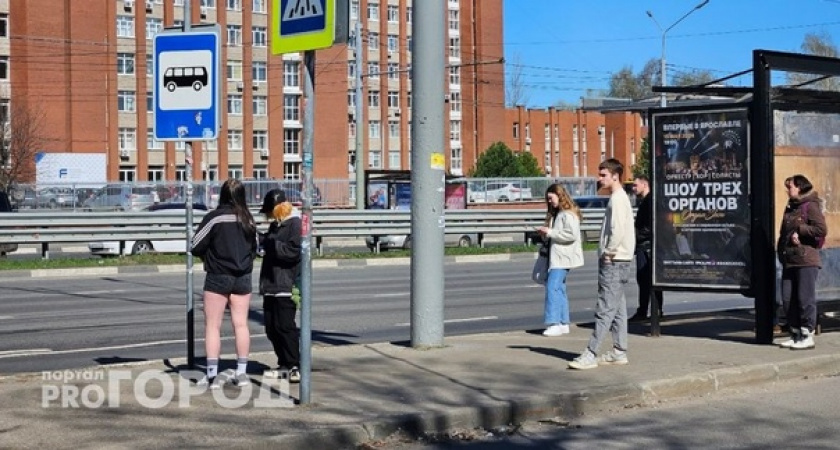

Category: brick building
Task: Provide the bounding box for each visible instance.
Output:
[6,0,506,184]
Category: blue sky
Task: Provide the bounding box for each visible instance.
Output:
[503,0,840,107]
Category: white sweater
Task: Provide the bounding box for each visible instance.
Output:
[600,189,636,261]
[546,210,584,269]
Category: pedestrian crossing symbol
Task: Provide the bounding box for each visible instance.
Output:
[272,0,335,54]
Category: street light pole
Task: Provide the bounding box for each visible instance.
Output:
[646,0,709,107]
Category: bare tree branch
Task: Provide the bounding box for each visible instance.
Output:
[0,101,47,192]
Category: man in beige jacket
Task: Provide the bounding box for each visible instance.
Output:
[569,158,636,370]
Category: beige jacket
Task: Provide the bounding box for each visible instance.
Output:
[546,210,585,269]
[600,189,636,261]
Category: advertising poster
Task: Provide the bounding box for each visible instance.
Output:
[651,108,751,290]
[394,183,412,210]
[367,182,388,209]
[444,183,467,210]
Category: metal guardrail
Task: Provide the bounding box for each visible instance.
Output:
[0,209,609,258]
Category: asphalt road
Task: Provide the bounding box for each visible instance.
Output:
[0,253,751,374]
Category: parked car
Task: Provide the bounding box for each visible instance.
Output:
[1,190,18,255]
[88,203,208,256]
[82,184,157,211]
[18,187,78,209]
[472,181,533,202]
[365,233,479,251]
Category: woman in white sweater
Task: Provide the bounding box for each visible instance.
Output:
[535,184,585,336]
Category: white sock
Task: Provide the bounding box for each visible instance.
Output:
[236,356,248,375]
[206,358,219,378]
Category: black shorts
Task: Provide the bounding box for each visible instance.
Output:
[203,273,252,296]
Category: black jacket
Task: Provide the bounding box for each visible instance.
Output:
[259,216,302,295]
[634,192,653,252]
[192,205,257,276]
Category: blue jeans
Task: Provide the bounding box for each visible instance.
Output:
[544,268,570,325]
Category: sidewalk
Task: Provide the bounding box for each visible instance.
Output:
[1,310,839,449]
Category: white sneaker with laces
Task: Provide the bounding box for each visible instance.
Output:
[598,349,629,365]
[568,349,598,370]
[543,325,564,336]
[559,324,570,334]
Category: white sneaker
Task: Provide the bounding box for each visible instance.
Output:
[598,349,629,365]
[790,333,815,350]
[559,324,570,334]
[777,337,798,348]
[568,350,598,370]
[543,325,564,336]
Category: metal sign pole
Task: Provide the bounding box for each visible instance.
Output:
[299,50,316,405]
[183,0,195,370]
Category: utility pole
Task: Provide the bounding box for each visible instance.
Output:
[299,50,316,404]
[354,19,365,209]
[410,0,446,348]
[184,0,196,369]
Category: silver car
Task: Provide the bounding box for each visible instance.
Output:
[82,184,157,211]
[365,233,479,251]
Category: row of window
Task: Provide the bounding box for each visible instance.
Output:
[116,53,299,85]
[119,164,300,183]
[131,0,269,14]
[117,16,267,46]
[118,128,302,154]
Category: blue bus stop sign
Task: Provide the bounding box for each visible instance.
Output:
[153,27,221,141]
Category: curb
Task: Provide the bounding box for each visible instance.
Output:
[273,354,840,448]
[0,252,538,279]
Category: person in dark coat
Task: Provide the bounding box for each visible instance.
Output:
[776,174,828,350]
[258,189,302,383]
[629,175,664,322]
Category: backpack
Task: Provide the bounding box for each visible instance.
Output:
[799,202,826,249]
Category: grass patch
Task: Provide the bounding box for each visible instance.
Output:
[0,241,599,271]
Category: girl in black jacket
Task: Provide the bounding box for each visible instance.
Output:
[258,190,302,382]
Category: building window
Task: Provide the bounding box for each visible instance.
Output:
[451,147,462,171]
[227,94,243,115]
[350,0,359,20]
[118,91,136,112]
[148,167,164,182]
[450,120,461,141]
[0,14,8,38]
[252,26,267,47]
[513,122,519,139]
[253,0,266,13]
[367,62,379,79]
[253,167,268,179]
[146,54,154,77]
[253,95,268,115]
[406,7,412,23]
[349,122,356,139]
[227,25,242,46]
[0,57,7,80]
[227,166,243,180]
[387,34,398,53]
[253,130,268,150]
[367,32,379,50]
[448,10,460,32]
[227,130,243,150]
[146,18,163,40]
[369,150,382,169]
[348,90,356,108]
[252,61,267,83]
[116,16,134,38]
[227,0,241,11]
[284,129,300,155]
[449,66,460,85]
[407,36,412,54]
[147,130,164,150]
[387,5,399,22]
[389,150,400,169]
[449,37,460,59]
[368,90,380,108]
[284,61,300,87]
[284,95,300,121]
[388,91,399,108]
[450,91,461,113]
[227,60,242,80]
[146,92,153,111]
[283,163,300,180]
[119,169,136,182]
[389,120,400,137]
[348,63,356,78]
[367,1,379,20]
[369,120,381,138]
[117,53,135,75]
[118,128,137,151]
[387,63,399,80]
[201,0,217,7]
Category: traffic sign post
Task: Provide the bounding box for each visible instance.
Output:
[271,0,335,55]
[153,26,221,141]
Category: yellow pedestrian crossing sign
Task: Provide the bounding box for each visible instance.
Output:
[271,0,335,54]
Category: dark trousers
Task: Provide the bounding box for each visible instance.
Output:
[635,249,663,316]
[782,267,819,333]
[263,296,300,369]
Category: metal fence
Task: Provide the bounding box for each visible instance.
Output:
[5,177,599,211]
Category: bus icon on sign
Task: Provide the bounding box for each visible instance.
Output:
[163,66,208,92]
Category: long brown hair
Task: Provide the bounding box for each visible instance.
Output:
[218,178,256,234]
[544,183,581,226]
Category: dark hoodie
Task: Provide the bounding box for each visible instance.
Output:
[777,191,828,269]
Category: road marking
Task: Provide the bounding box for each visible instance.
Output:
[0,316,13,320]
[0,348,52,357]
[394,316,498,327]
[74,289,128,295]
[374,292,408,298]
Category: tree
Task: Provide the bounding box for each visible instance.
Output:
[608,58,715,100]
[608,66,647,100]
[469,142,542,177]
[631,137,651,178]
[671,70,715,87]
[0,101,47,193]
[505,53,530,107]
[786,32,840,91]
